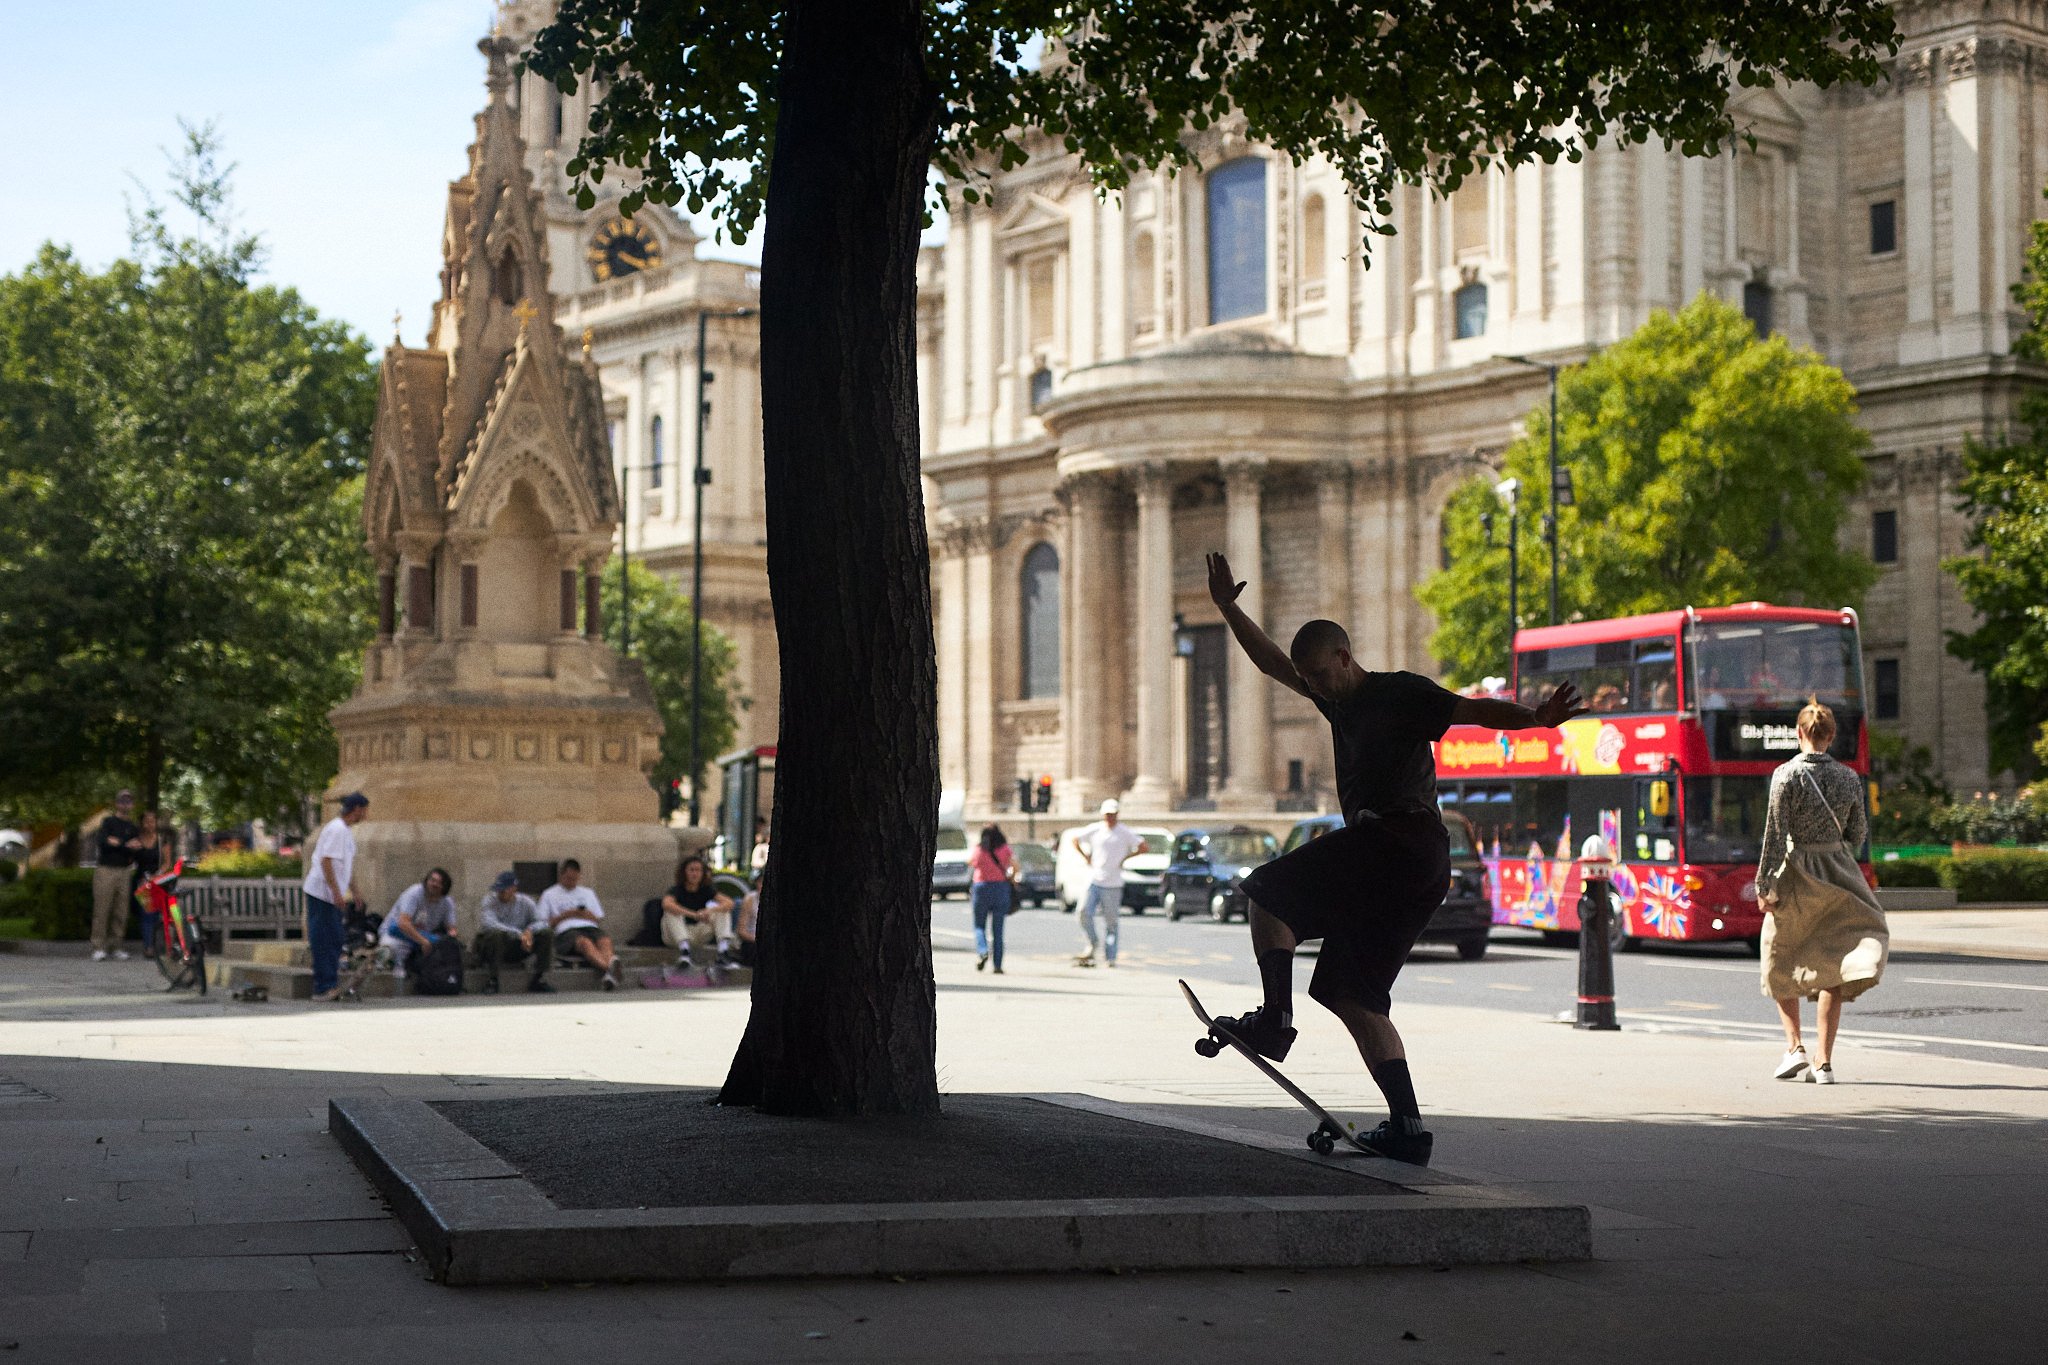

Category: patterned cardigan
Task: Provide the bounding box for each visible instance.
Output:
[1755,752,1868,901]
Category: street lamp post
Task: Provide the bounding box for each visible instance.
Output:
[1502,355,1568,625]
[689,306,757,827]
[1494,477,1520,676]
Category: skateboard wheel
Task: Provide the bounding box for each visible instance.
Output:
[1194,1037,1222,1058]
[1309,1131,1336,1156]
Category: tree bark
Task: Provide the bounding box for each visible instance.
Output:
[717,0,942,1116]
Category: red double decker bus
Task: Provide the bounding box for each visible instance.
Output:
[1435,603,1870,948]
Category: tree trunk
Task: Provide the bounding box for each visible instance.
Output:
[717,0,942,1117]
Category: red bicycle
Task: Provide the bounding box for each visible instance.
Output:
[141,859,206,994]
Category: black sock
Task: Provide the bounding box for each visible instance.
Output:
[1257,949,1295,1026]
[1369,1058,1421,1127]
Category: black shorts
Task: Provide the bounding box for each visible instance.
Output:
[554,925,608,957]
[1240,811,1450,1016]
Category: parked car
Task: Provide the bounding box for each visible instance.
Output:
[1160,826,1282,923]
[931,825,972,900]
[1011,842,1058,906]
[1278,810,1493,960]
[1054,825,1173,913]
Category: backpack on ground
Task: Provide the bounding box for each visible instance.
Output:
[411,936,465,995]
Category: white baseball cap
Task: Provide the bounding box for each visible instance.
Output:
[1099,799,1120,815]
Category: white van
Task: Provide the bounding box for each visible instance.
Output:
[1054,825,1172,913]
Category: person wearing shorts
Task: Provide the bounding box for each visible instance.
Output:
[1203,551,1584,1164]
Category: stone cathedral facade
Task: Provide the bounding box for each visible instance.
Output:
[920,1,2048,818]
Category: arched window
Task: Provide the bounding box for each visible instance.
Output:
[648,415,664,489]
[1206,157,1268,324]
[1029,366,1054,409]
[1300,194,1326,283]
[1453,281,1489,340]
[1130,231,1156,326]
[494,247,523,306]
[1020,542,1061,699]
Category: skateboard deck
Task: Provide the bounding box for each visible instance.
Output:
[1179,979,1372,1156]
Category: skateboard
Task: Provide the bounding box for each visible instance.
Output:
[1179,979,1371,1157]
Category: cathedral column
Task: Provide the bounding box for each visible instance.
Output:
[1219,458,1271,809]
[964,523,997,808]
[935,533,969,796]
[583,555,604,639]
[1060,473,1116,813]
[1316,460,1354,638]
[1123,461,1176,810]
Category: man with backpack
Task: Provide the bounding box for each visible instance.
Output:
[378,868,464,995]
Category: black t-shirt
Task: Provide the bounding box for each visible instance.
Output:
[666,883,717,913]
[1313,671,1461,820]
[95,817,141,869]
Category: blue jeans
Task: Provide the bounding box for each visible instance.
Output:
[305,895,344,994]
[969,882,1009,969]
[1079,884,1121,963]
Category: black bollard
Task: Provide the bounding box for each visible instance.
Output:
[1575,838,1621,1031]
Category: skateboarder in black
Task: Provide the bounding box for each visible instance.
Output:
[1204,551,1585,1164]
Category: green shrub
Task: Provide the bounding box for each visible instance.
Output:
[1874,857,1948,889]
[1933,792,2048,846]
[0,869,95,939]
[190,849,302,879]
[1939,850,2048,903]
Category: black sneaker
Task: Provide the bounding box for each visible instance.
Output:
[1357,1120,1433,1166]
[1211,1006,1298,1063]
[526,977,555,993]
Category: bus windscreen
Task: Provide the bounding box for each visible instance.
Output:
[1691,621,1861,711]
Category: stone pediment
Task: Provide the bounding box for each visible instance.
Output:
[1729,87,1805,146]
[997,192,1072,250]
[448,334,607,537]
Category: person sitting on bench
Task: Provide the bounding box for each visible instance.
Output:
[474,870,555,994]
[539,859,622,991]
[379,869,459,981]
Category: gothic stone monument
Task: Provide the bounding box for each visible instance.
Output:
[329,35,672,929]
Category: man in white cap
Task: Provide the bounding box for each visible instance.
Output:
[1072,798,1146,968]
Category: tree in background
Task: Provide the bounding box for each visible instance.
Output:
[526,0,1898,1116]
[1948,194,2048,779]
[0,126,376,826]
[600,559,741,818]
[1422,295,1877,685]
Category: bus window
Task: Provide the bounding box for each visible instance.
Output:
[1690,621,1862,711]
[1635,637,1678,711]
[1682,776,1771,864]
[1511,780,1571,857]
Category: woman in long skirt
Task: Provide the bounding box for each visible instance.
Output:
[1756,701,1890,1085]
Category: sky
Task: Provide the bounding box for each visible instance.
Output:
[0,0,768,347]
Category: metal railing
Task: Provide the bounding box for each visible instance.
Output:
[178,877,305,939]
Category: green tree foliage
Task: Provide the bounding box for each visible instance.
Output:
[0,126,376,824]
[525,0,1897,1117]
[1420,296,1877,685]
[1948,197,2048,777]
[600,559,741,815]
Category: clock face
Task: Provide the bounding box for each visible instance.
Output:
[586,217,662,282]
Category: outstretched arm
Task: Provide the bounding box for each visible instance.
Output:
[1451,682,1588,732]
[1207,552,1310,699]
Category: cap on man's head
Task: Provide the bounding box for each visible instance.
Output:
[491,870,518,892]
[338,792,370,813]
[1099,799,1120,816]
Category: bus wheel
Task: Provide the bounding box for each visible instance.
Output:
[1608,914,1634,954]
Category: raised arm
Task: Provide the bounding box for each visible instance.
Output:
[1207,552,1310,699]
[1450,682,1588,733]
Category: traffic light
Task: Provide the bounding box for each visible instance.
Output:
[1035,775,1053,813]
[1015,778,1032,812]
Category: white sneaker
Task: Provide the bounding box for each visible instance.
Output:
[112,949,131,961]
[1773,1048,1810,1080]
[91,950,109,962]
[1811,1063,1837,1085]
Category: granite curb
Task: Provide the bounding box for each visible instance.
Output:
[330,1092,1590,1285]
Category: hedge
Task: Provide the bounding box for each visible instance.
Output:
[0,869,95,939]
[190,849,302,879]
[1940,850,2048,904]
[1874,858,1947,889]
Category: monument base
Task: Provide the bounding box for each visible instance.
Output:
[351,820,683,936]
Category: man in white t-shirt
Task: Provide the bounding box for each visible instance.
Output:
[1073,799,1146,968]
[304,793,368,1002]
[538,859,622,990]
